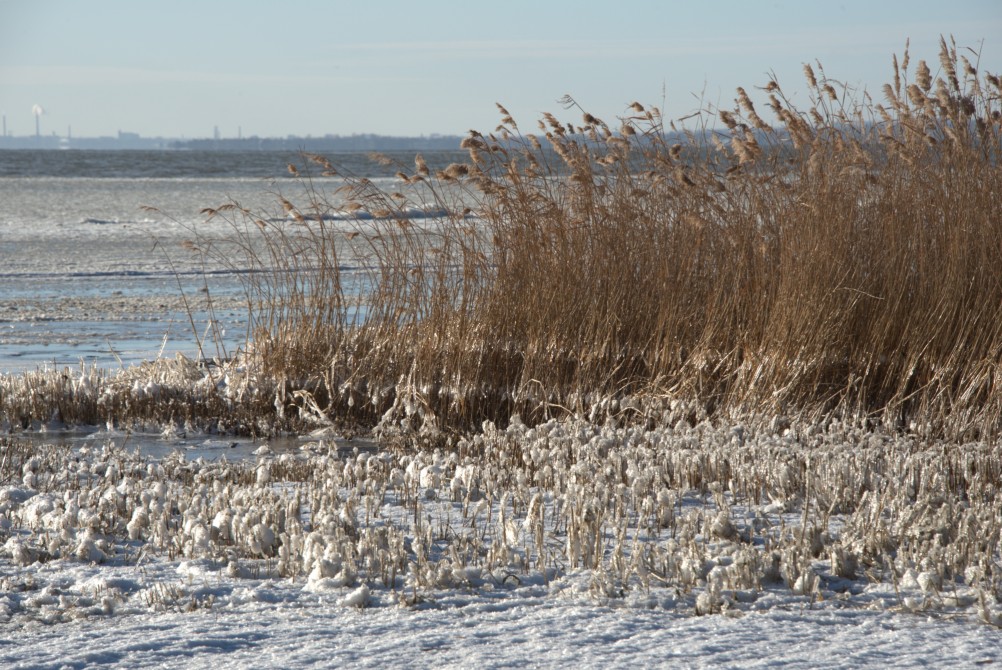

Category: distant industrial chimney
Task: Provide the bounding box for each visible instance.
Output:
[32,104,44,139]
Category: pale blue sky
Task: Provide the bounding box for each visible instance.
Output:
[0,0,999,139]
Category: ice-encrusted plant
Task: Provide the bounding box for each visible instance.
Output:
[0,410,999,623]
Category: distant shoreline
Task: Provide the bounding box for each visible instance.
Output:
[0,133,465,152]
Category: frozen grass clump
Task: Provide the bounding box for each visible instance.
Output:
[0,356,304,437]
[0,415,998,625]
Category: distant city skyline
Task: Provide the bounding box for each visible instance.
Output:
[1,1,1000,140]
[0,126,470,151]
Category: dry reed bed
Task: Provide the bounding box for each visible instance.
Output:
[0,416,999,622]
[153,38,1000,440]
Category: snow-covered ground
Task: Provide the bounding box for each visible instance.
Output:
[2,413,1001,668]
[5,592,1000,669]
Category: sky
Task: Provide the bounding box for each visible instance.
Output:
[0,0,1000,139]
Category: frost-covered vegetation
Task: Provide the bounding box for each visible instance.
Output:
[1,415,1001,626]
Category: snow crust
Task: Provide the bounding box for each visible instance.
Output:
[4,596,1000,669]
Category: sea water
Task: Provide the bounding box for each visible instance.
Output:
[0,149,465,374]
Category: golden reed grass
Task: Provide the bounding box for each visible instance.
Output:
[188,38,1000,439]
